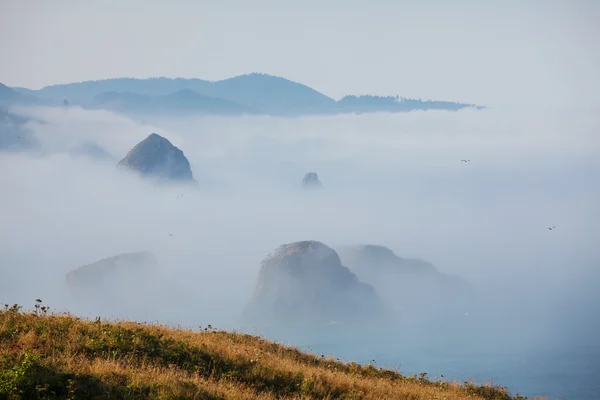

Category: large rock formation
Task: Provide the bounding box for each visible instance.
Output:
[117,133,197,184]
[66,251,158,288]
[243,241,383,328]
[337,245,474,325]
[64,251,194,324]
[338,245,438,277]
[301,172,322,189]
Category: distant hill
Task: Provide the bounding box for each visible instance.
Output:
[337,95,479,112]
[0,82,38,107]
[11,74,482,116]
[17,77,213,106]
[9,87,38,97]
[17,74,335,115]
[92,89,249,116]
[202,73,337,115]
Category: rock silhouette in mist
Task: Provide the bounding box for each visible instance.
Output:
[337,245,438,277]
[117,133,197,184]
[69,142,115,162]
[301,172,322,189]
[242,241,383,326]
[65,251,193,324]
[337,244,474,325]
[66,251,159,289]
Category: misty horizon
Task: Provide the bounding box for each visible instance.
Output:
[2,73,484,119]
[2,104,598,327]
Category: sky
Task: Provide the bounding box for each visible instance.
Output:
[1,0,600,106]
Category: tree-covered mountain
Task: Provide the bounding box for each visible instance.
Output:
[0,82,39,107]
[15,74,336,115]
[201,73,337,115]
[13,77,213,106]
[336,95,482,113]
[92,89,250,116]
[10,74,482,116]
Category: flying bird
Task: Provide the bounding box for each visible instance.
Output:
[461,159,471,162]
[548,226,556,230]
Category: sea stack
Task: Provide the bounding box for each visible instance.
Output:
[242,241,383,326]
[117,133,197,184]
[64,251,194,324]
[66,251,159,289]
[337,244,474,323]
[301,172,322,189]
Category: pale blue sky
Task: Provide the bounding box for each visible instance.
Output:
[1,0,599,106]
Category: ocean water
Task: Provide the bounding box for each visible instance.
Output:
[299,341,600,400]
[374,345,599,400]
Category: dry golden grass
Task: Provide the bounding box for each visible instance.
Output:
[0,304,543,399]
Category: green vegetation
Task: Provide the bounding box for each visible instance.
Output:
[0,301,540,400]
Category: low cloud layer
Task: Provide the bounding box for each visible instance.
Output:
[1,105,599,354]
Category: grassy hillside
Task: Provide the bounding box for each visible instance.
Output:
[0,303,538,400]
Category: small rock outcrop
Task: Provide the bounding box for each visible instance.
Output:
[242,241,383,326]
[66,251,158,288]
[117,133,197,184]
[301,172,322,189]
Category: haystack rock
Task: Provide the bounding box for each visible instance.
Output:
[301,172,322,189]
[242,241,383,326]
[337,245,474,323]
[117,133,197,184]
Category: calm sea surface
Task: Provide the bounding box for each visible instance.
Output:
[300,341,600,400]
